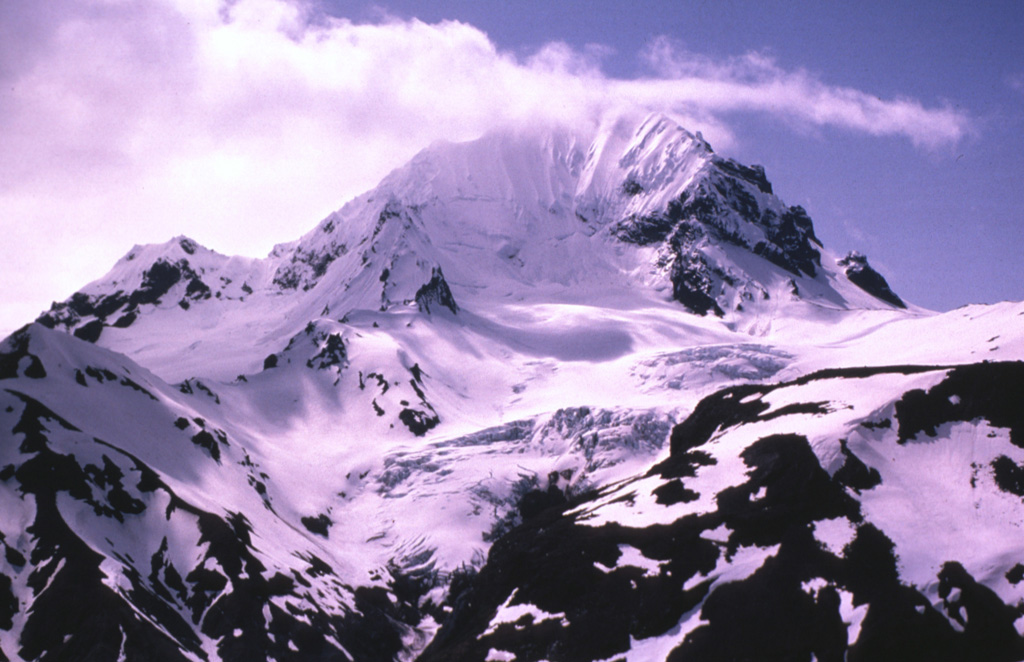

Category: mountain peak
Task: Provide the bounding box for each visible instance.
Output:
[34,114,906,381]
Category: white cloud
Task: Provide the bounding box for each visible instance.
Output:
[1007,72,1024,95]
[0,0,972,335]
[637,37,970,149]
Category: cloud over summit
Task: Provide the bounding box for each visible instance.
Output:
[0,0,973,335]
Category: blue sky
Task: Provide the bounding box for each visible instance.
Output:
[1,0,1022,335]
[333,0,1023,311]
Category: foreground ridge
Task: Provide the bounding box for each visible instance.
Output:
[421,361,1024,662]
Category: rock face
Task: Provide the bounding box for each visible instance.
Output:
[838,252,906,309]
[614,153,823,316]
[414,267,459,315]
[38,240,218,342]
[3,113,1022,661]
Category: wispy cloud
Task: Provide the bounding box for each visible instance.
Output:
[637,37,971,149]
[1007,72,1024,95]
[0,0,973,333]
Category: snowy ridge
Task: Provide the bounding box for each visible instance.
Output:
[36,114,905,382]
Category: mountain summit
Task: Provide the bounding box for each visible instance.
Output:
[5,114,1024,662]
[37,115,902,381]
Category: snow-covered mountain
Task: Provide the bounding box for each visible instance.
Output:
[35,115,908,383]
[3,114,1024,661]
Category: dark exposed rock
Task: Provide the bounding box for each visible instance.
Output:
[5,393,197,662]
[838,252,906,308]
[518,484,568,520]
[0,571,16,631]
[7,328,1024,662]
[191,430,223,461]
[301,514,333,537]
[4,545,26,568]
[652,479,699,505]
[130,260,183,307]
[184,276,211,301]
[670,261,725,316]
[713,158,773,194]
[272,243,347,291]
[894,362,1024,447]
[992,455,1024,498]
[85,365,118,383]
[399,408,439,436]
[621,178,644,196]
[372,200,404,239]
[662,383,770,459]
[92,291,130,318]
[424,431,872,662]
[181,379,220,404]
[611,213,676,245]
[307,333,347,370]
[36,254,219,339]
[366,372,389,393]
[834,439,883,492]
[415,267,458,315]
[37,291,125,331]
[73,319,105,343]
[936,561,1024,660]
[612,156,823,319]
[710,174,761,230]
[0,328,46,380]
[112,311,138,328]
[23,355,46,379]
[763,206,822,277]
[119,376,158,401]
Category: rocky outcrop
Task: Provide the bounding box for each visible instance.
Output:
[613,150,824,316]
[415,267,458,315]
[838,252,906,308]
[37,255,214,341]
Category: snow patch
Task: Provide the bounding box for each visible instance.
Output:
[800,577,829,596]
[594,544,665,577]
[812,517,857,557]
[484,590,568,636]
